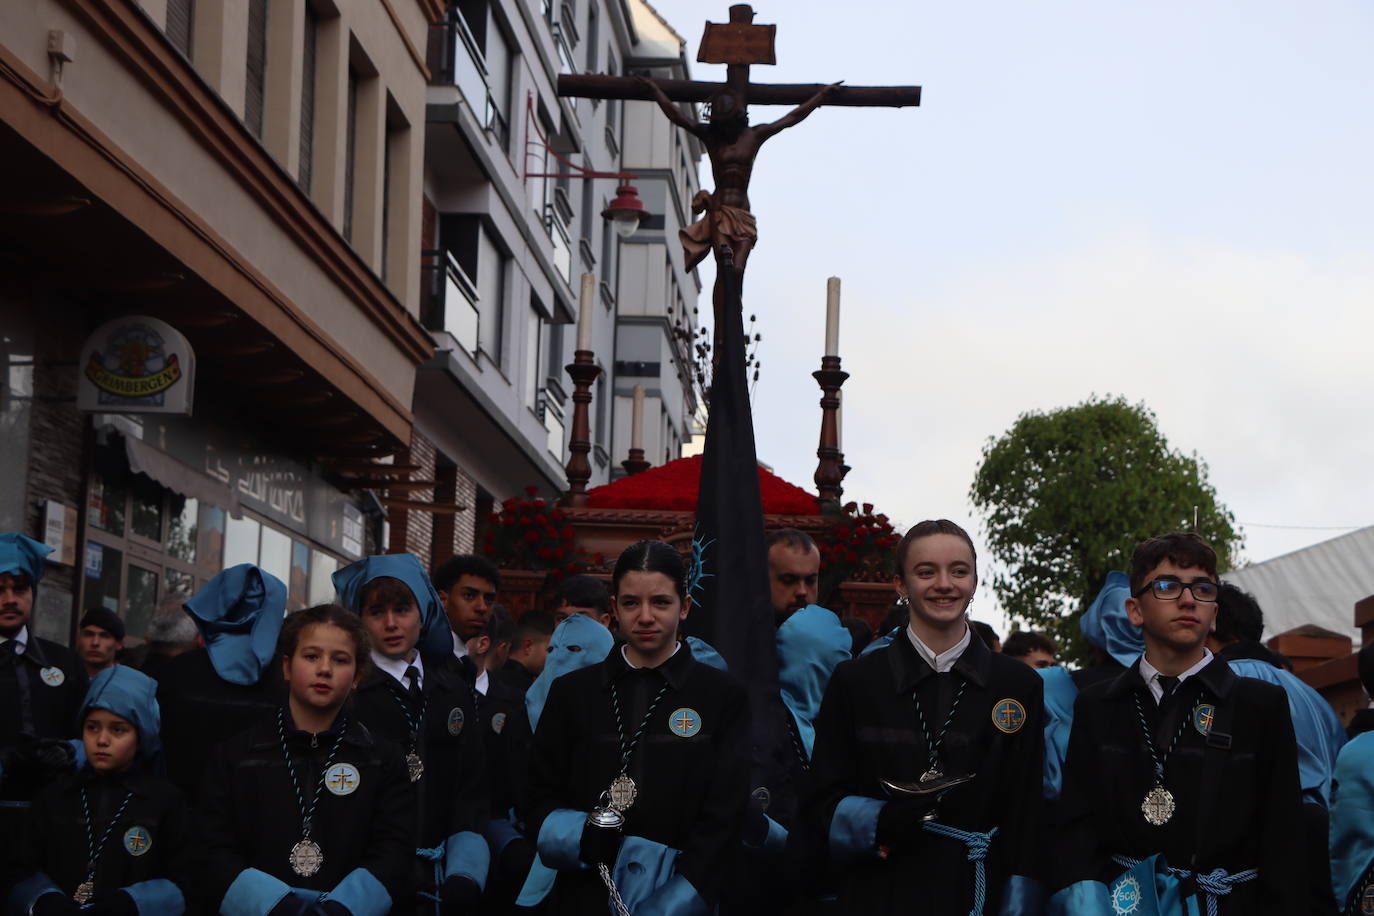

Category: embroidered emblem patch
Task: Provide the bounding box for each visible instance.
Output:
[751,786,772,811]
[1192,703,1216,737]
[325,762,361,796]
[668,708,702,737]
[491,712,507,734]
[991,698,1026,734]
[1361,885,1374,915]
[123,826,152,856]
[447,707,464,736]
[39,666,65,687]
[1110,873,1142,914]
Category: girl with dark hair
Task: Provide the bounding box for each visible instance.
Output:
[522,539,751,913]
[803,520,1046,915]
[199,604,415,916]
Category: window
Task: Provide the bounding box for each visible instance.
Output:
[298,4,318,192]
[245,0,269,137]
[585,2,598,74]
[343,68,358,242]
[525,303,544,411]
[166,0,194,58]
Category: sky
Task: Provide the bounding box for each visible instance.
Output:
[646,0,1374,634]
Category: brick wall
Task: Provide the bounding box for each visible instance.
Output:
[387,428,436,560]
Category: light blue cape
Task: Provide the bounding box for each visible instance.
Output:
[182,564,287,686]
[776,605,851,756]
[1080,570,1141,666]
[332,553,453,657]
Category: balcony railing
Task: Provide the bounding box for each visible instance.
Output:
[423,249,480,356]
[546,205,572,285]
[431,10,509,148]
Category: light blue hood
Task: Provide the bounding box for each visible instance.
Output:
[776,605,851,756]
[1079,570,1141,667]
[81,665,162,761]
[525,613,614,730]
[332,553,452,657]
[0,532,51,585]
[182,564,287,686]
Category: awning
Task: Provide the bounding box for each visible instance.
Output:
[124,433,241,517]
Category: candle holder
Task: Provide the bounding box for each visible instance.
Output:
[813,354,849,510]
[621,448,650,476]
[560,350,602,507]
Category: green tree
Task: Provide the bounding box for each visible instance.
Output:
[969,396,1242,663]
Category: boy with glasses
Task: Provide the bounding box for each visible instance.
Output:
[1051,533,1302,915]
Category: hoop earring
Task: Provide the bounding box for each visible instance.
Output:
[895,595,909,608]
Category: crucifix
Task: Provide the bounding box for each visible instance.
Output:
[558,4,920,352]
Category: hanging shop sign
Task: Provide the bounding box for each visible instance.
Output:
[77,317,195,415]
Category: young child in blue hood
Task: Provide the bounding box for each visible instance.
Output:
[6,665,193,915]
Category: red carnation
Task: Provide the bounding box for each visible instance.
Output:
[524,530,540,544]
[537,545,552,560]
[550,509,565,523]
[483,544,495,557]
[525,485,539,497]
[845,550,858,563]
[862,503,874,514]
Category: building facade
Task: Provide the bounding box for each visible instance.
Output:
[0,0,438,639]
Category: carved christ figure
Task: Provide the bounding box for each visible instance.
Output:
[636,76,840,273]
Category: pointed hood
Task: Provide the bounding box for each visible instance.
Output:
[525,613,614,730]
[0,532,52,586]
[1079,570,1142,667]
[685,635,728,672]
[81,665,162,760]
[183,564,287,686]
[332,553,452,657]
[776,605,852,755]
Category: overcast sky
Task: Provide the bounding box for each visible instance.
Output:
[646,0,1374,633]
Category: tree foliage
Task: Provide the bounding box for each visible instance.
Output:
[969,396,1242,663]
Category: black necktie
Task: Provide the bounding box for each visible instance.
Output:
[405,665,423,703]
[0,640,16,667]
[1157,675,1179,703]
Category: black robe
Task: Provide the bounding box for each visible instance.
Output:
[1055,655,1303,914]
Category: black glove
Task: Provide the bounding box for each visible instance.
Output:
[82,891,137,916]
[874,796,936,850]
[439,875,482,913]
[579,821,624,868]
[743,802,770,847]
[32,892,81,916]
[306,902,351,916]
[31,737,76,773]
[496,837,535,881]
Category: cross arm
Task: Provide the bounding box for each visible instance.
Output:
[557,75,921,107]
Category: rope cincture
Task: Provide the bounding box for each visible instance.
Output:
[79,786,135,896]
[276,708,348,842]
[922,821,999,916]
[914,676,968,776]
[1112,853,1257,916]
[611,680,672,774]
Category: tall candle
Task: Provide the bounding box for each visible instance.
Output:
[824,276,841,357]
[631,385,645,450]
[577,273,596,352]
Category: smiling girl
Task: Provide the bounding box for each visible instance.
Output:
[523,539,751,914]
[803,519,1045,915]
[200,604,415,916]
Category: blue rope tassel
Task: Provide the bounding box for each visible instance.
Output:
[416,845,445,914]
[923,822,999,916]
[1112,854,1258,916]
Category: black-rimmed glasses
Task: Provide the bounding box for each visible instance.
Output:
[1134,577,1219,603]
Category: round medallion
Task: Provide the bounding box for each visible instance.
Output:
[1192,703,1216,737]
[991,698,1026,734]
[491,712,507,734]
[73,879,95,905]
[668,707,702,738]
[123,825,152,856]
[447,707,465,736]
[1141,785,1175,826]
[324,762,361,796]
[1110,873,1142,914]
[750,786,772,812]
[289,838,324,877]
[40,666,65,687]
[920,767,944,784]
[406,752,424,783]
[608,774,637,810]
[1361,885,1374,916]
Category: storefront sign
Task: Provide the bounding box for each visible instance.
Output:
[42,500,78,566]
[77,317,195,415]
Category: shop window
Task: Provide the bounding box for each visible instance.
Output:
[164,568,195,601]
[290,541,310,610]
[125,565,160,641]
[224,514,261,569]
[167,495,198,564]
[259,526,292,589]
[89,475,127,536]
[129,474,165,543]
[198,504,226,578]
[84,543,123,613]
[309,550,338,605]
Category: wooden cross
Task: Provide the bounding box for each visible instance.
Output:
[558,4,920,350]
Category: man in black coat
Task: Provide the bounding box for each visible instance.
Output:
[0,533,87,860]
[1053,533,1303,915]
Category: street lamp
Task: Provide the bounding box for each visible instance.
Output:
[602,183,651,238]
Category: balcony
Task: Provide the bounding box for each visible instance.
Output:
[423,249,480,356]
[431,10,508,149]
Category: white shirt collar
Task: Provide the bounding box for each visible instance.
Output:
[0,625,29,655]
[621,641,682,669]
[906,623,971,674]
[451,631,468,658]
[1138,648,1213,703]
[371,649,423,688]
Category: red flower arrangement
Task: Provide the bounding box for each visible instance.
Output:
[481,486,604,578]
[584,455,820,515]
[816,501,900,602]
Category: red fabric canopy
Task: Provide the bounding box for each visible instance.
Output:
[585,454,820,515]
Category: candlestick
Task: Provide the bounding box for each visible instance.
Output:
[577,273,595,352]
[824,276,841,357]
